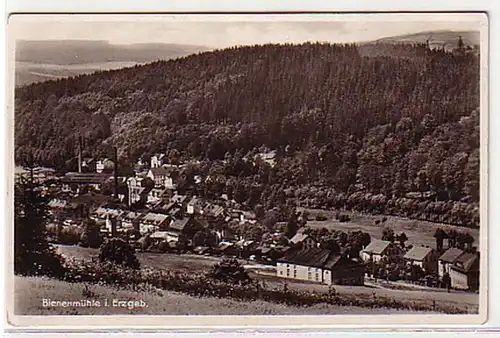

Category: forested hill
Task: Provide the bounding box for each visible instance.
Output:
[15,41,480,226]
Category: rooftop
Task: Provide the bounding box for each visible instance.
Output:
[362,239,392,255]
[438,247,464,263]
[404,246,434,261]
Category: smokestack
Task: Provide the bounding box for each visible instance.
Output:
[113,147,119,199]
[78,135,83,173]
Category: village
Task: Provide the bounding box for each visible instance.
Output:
[15,149,480,295]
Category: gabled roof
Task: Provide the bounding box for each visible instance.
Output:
[171,194,188,204]
[279,247,332,268]
[169,217,192,232]
[149,167,172,177]
[290,233,312,244]
[438,248,464,263]
[142,212,169,225]
[404,246,434,261]
[188,196,201,206]
[362,240,392,255]
[451,252,479,273]
[203,204,225,217]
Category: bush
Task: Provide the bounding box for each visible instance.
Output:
[158,240,170,253]
[208,258,252,284]
[98,238,140,269]
[337,213,351,222]
[79,219,102,249]
[315,214,328,221]
[58,225,82,245]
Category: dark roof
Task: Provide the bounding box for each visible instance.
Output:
[451,252,479,274]
[438,248,465,263]
[149,167,172,177]
[362,240,391,255]
[61,173,111,184]
[290,233,312,244]
[404,246,434,261]
[279,248,333,269]
[169,217,192,232]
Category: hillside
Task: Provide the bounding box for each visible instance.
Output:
[14,41,480,226]
[371,30,480,50]
[15,40,209,86]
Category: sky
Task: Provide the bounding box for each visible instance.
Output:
[9,14,485,48]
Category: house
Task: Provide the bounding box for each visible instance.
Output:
[289,233,317,250]
[91,207,125,236]
[126,177,153,207]
[361,240,402,262]
[151,154,166,169]
[147,167,175,188]
[437,247,465,279]
[203,203,225,219]
[119,211,143,231]
[147,187,167,205]
[214,242,238,257]
[150,230,178,244]
[96,159,114,174]
[171,194,188,206]
[187,197,203,215]
[404,246,438,273]
[167,216,201,240]
[139,212,171,234]
[277,248,365,286]
[449,251,480,291]
[60,173,111,193]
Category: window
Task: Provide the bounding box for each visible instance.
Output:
[286,269,290,277]
[308,272,312,280]
[308,267,311,271]
[279,271,283,275]
[293,270,297,278]
[315,273,319,281]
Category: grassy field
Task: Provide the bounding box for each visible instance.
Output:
[55,244,479,314]
[300,208,480,249]
[15,276,431,315]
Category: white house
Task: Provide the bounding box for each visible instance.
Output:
[437,247,464,278]
[403,246,438,273]
[147,167,175,188]
[187,196,203,214]
[289,233,317,249]
[361,239,401,262]
[276,248,365,286]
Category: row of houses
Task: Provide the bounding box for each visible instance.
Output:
[361,239,479,290]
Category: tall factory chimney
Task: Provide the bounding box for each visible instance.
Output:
[78,135,83,173]
[113,146,119,199]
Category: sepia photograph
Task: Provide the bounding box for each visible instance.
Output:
[6,13,488,328]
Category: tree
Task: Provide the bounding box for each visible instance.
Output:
[99,238,140,269]
[397,232,408,248]
[79,219,102,248]
[285,210,299,239]
[321,238,341,254]
[14,176,65,277]
[382,227,395,243]
[433,228,447,252]
[193,230,207,247]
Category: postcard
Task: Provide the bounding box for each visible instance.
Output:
[5,12,488,330]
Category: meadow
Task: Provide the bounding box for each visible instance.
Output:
[300,208,481,249]
[54,244,479,314]
[14,276,436,315]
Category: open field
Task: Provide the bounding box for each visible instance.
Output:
[300,208,480,249]
[14,276,431,315]
[55,244,479,313]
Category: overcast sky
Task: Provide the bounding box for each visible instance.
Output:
[9,14,484,48]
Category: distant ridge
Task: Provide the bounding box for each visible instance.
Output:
[368,30,480,50]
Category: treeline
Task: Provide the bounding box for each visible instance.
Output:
[15,41,480,227]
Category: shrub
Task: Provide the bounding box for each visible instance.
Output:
[158,240,170,253]
[98,238,140,269]
[58,225,82,245]
[315,214,328,221]
[79,219,102,248]
[208,258,252,284]
[337,213,351,222]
